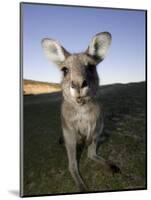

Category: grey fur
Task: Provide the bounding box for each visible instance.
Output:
[42,32,120,192]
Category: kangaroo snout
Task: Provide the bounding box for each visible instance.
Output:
[71,80,88,89]
[70,79,89,103]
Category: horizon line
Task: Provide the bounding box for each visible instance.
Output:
[23,78,146,86]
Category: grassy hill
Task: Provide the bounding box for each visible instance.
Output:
[23,79,61,95]
[22,81,146,196]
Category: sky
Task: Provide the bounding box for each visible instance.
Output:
[22,3,146,85]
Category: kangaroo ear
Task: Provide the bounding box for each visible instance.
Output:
[41,38,70,66]
[86,32,112,63]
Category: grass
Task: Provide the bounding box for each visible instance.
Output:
[22,81,146,196]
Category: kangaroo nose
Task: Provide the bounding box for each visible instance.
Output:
[71,81,76,89]
[71,80,88,89]
[81,80,88,88]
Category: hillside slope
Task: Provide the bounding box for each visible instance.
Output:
[23,79,61,95]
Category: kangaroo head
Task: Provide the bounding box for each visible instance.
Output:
[42,32,112,105]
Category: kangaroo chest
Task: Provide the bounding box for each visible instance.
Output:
[62,101,102,141]
[74,107,96,133]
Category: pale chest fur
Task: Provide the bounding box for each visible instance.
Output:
[62,100,103,141]
[72,106,98,134]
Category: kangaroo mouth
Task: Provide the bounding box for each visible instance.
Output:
[76,96,90,105]
[76,97,84,104]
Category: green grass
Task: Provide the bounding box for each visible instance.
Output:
[23,82,146,196]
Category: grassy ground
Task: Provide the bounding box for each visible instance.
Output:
[23,81,146,196]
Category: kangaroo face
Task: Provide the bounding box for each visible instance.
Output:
[60,54,99,105]
[42,32,112,105]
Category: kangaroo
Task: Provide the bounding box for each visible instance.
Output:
[42,32,120,192]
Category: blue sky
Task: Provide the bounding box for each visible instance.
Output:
[22,3,146,85]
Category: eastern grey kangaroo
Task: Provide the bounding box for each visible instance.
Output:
[42,32,120,192]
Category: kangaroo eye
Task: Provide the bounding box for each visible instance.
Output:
[61,67,69,76]
[87,64,95,73]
